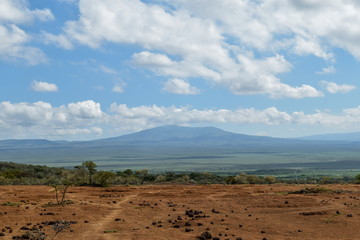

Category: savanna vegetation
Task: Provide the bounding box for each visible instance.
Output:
[0,161,359,187]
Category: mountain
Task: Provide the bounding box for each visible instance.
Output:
[0,125,360,172]
[298,132,360,141]
[93,125,271,144]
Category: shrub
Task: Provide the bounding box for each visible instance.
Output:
[355,174,360,184]
[94,171,116,187]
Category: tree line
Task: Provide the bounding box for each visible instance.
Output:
[0,161,359,186]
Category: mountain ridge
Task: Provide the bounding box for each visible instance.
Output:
[1,125,360,143]
[297,131,360,141]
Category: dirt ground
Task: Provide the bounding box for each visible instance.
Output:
[1,184,360,240]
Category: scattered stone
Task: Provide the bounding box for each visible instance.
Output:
[211,209,220,213]
[197,231,212,239]
[300,211,327,216]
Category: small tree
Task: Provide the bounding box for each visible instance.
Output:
[53,183,71,205]
[135,169,149,185]
[155,174,166,183]
[264,176,277,184]
[355,174,360,184]
[74,165,87,185]
[82,161,97,185]
[234,173,248,184]
[246,175,260,184]
[94,171,116,187]
[50,221,70,240]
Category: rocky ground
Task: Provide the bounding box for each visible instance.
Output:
[1,184,360,240]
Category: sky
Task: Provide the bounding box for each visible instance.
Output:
[1,0,360,140]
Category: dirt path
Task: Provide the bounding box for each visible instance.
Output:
[79,194,138,240]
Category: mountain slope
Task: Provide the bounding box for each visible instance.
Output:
[298,132,360,141]
[94,125,270,143]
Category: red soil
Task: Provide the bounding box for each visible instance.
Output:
[1,184,360,240]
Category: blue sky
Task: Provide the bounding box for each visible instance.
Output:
[1,0,360,140]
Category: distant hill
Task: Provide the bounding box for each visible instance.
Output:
[93,125,273,145]
[297,132,360,141]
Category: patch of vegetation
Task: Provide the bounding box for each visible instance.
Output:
[43,200,75,208]
[1,201,20,206]
[103,230,118,233]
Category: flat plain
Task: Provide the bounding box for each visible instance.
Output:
[1,184,360,240]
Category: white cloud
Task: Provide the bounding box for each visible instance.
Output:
[0,25,47,64]
[0,0,53,64]
[31,81,59,92]
[0,100,104,139]
[55,127,102,136]
[112,84,125,93]
[0,0,54,23]
[107,103,360,134]
[99,65,118,75]
[43,32,74,50]
[132,51,174,68]
[163,78,200,95]
[2,100,360,139]
[47,0,330,99]
[320,81,356,94]
[317,66,336,75]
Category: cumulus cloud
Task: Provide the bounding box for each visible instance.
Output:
[109,103,360,130]
[320,81,356,94]
[2,100,360,139]
[163,78,200,95]
[31,81,59,92]
[0,25,47,64]
[0,0,54,23]
[47,0,340,98]
[0,100,103,139]
[0,0,53,64]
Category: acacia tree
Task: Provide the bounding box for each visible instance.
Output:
[94,171,116,187]
[82,161,97,185]
[135,169,149,185]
